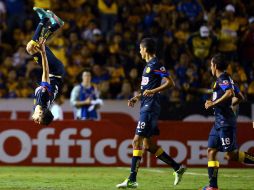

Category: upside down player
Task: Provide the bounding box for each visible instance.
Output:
[26,8,64,125]
[116,38,186,189]
[202,54,254,190]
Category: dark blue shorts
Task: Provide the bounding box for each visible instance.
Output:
[135,111,160,138]
[208,125,238,152]
[50,77,63,98]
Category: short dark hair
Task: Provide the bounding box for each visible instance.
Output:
[140,38,157,54]
[41,109,54,125]
[211,53,228,71]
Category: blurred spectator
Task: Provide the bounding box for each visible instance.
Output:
[70,70,103,120]
[5,0,26,35]
[177,0,203,30]
[98,0,118,34]
[0,0,6,43]
[216,4,241,60]
[116,80,133,100]
[33,0,51,9]
[50,95,65,121]
[240,17,254,71]
[186,26,217,67]
[91,64,110,90]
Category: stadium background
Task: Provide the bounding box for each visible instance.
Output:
[0,0,253,169]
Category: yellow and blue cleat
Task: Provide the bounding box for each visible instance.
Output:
[173,165,186,185]
[116,179,138,189]
[33,7,51,20]
[200,186,219,190]
[46,10,64,28]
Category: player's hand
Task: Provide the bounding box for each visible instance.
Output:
[143,89,155,96]
[128,97,138,107]
[35,37,46,53]
[205,100,214,109]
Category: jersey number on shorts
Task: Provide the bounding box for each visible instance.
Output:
[137,121,146,129]
[221,137,230,145]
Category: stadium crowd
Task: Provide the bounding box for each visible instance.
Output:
[0,0,254,103]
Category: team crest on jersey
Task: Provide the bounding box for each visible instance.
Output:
[141,76,149,85]
[160,66,166,72]
[222,80,229,85]
[146,67,151,73]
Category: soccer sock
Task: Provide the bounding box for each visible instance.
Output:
[129,149,143,182]
[32,17,49,41]
[239,151,254,164]
[208,161,219,188]
[42,23,60,40]
[155,147,180,171]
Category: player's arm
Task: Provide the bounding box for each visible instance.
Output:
[128,92,141,107]
[70,86,91,108]
[36,38,50,83]
[205,88,234,109]
[143,76,175,96]
[232,89,245,106]
[74,99,91,107]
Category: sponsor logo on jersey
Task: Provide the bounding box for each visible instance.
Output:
[160,66,166,72]
[141,76,149,85]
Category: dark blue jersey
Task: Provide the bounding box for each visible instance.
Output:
[34,78,62,110]
[33,46,65,76]
[140,57,169,113]
[212,72,236,128]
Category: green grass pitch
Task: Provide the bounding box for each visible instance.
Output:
[0,167,252,190]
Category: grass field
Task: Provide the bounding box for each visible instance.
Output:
[0,167,253,190]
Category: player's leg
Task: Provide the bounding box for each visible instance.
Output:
[116,134,142,188]
[238,151,254,164]
[223,127,254,164]
[143,137,186,186]
[202,126,220,190]
[33,8,64,40]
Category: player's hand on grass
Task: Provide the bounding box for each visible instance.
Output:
[205,100,214,109]
[143,89,155,96]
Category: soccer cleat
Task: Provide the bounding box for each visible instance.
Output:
[116,179,138,189]
[46,10,64,28]
[173,165,186,185]
[33,7,51,20]
[201,186,219,190]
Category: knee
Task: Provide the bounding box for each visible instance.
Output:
[207,148,218,159]
[132,139,142,149]
[207,148,217,156]
[143,144,150,151]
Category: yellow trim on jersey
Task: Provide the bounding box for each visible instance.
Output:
[208,161,220,167]
[155,147,164,157]
[133,150,143,157]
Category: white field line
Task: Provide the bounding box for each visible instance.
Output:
[116,167,254,178]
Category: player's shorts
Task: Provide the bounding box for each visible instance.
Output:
[135,111,160,138]
[49,76,63,98]
[208,125,238,152]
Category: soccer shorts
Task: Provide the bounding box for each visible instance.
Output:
[135,111,160,138]
[208,125,238,152]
